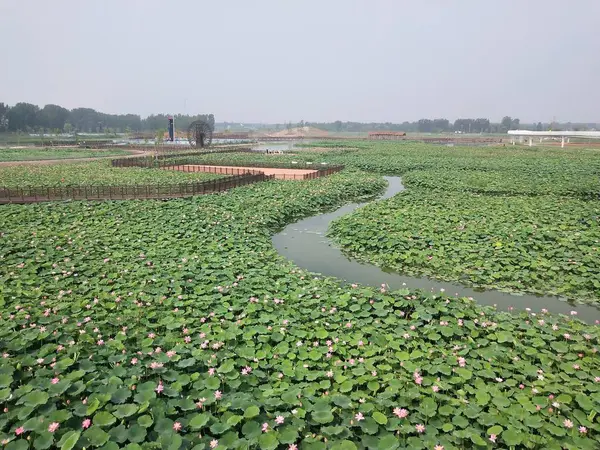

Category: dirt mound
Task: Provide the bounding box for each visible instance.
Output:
[258,127,329,139]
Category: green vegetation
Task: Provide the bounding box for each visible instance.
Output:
[330,191,600,302]
[0,143,599,448]
[0,148,131,162]
[0,161,224,187]
[402,169,600,198]
[321,142,600,304]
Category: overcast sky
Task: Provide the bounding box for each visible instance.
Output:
[1,0,599,123]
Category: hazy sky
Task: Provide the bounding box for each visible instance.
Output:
[1,1,599,123]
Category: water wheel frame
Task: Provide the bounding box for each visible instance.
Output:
[187,120,213,148]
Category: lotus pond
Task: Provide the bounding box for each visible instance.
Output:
[0,144,599,449]
[329,190,600,303]
[0,161,224,188]
[0,148,131,162]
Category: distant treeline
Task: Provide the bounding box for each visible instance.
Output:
[273,118,599,134]
[1,101,596,135]
[0,102,214,134]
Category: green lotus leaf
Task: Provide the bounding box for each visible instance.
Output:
[84,426,110,447]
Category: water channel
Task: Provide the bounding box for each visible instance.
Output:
[273,176,600,323]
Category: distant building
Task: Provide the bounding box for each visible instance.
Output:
[368,131,407,140]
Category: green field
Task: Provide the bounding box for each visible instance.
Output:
[0,160,224,187]
[322,142,600,305]
[0,133,117,146]
[0,148,131,162]
[0,144,599,449]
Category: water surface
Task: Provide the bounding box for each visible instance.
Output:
[273,176,600,322]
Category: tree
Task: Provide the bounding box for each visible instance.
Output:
[511,118,520,130]
[334,121,343,133]
[70,108,99,132]
[38,104,70,131]
[474,118,491,133]
[536,122,543,131]
[453,119,474,133]
[155,128,166,145]
[63,123,73,134]
[417,119,434,133]
[7,102,40,131]
[501,116,513,132]
[0,102,9,131]
[432,118,450,132]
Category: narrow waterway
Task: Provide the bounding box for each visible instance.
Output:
[272,176,600,323]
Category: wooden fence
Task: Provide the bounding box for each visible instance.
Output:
[162,164,344,180]
[110,148,257,167]
[0,173,271,204]
[1,150,344,204]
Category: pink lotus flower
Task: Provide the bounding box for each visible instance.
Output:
[173,422,182,432]
[275,416,284,425]
[415,424,425,433]
[489,434,496,443]
[184,336,191,343]
[289,445,298,450]
[15,426,24,435]
[166,350,176,358]
[262,422,269,432]
[210,439,218,448]
[326,371,334,378]
[82,418,91,429]
[51,377,60,384]
[355,412,364,422]
[208,368,216,376]
[432,385,439,393]
[48,422,59,433]
[155,382,164,394]
[434,446,444,450]
[393,408,408,418]
[131,358,138,365]
[579,426,587,434]
[564,419,574,428]
[214,390,222,400]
